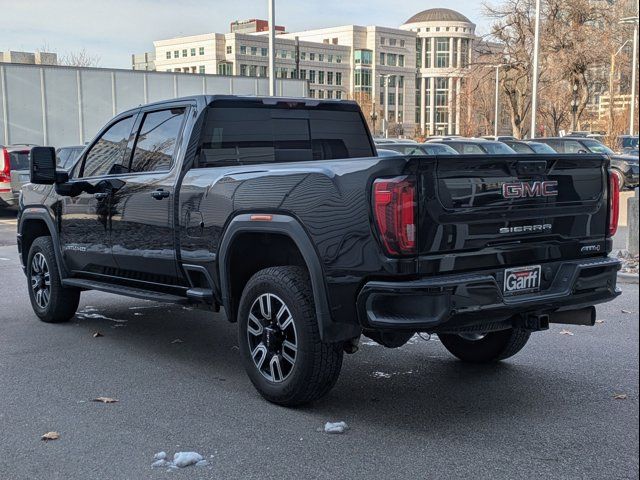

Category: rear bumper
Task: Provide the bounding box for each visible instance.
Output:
[0,191,18,208]
[356,257,621,332]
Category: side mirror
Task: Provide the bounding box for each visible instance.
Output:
[30,147,57,184]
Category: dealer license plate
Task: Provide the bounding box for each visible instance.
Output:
[503,265,541,296]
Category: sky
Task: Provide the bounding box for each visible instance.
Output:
[0,0,490,69]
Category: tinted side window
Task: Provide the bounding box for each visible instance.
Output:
[199,106,373,167]
[81,116,135,177]
[130,108,186,172]
[563,140,585,153]
[460,144,485,154]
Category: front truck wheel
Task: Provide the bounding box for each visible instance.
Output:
[438,328,531,363]
[27,236,80,323]
[238,266,343,406]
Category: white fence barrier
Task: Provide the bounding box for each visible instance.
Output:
[0,63,307,147]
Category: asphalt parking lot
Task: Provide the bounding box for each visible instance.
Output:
[0,209,638,479]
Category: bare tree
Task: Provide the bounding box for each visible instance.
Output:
[59,48,101,67]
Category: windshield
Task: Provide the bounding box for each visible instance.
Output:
[581,139,614,155]
[527,142,557,154]
[421,144,458,155]
[482,143,517,154]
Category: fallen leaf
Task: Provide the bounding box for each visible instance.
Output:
[595,319,604,324]
[613,393,628,400]
[92,397,118,404]
[41,431,60,441]
[171,338,184,344]
[559,329,574,336]
[93,332,104,338]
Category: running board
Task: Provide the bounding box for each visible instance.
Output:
[62,278,189,304]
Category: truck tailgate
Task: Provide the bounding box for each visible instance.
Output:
[417,154,609,274]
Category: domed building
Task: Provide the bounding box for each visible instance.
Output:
[400,8,476,136]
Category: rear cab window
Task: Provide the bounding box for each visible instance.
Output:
[8,150,30,170]
[197,100,374,167]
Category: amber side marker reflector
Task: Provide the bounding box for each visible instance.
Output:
[250,214,273,222]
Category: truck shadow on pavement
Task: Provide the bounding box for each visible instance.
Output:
[64,298,600,434]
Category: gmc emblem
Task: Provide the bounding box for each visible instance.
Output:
[502,180,558,199]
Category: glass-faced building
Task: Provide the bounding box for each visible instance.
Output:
[400,8,476,136]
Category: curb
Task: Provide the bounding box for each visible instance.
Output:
[617,272,639,285]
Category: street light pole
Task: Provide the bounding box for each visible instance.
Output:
[530,0,541,139]
[494,65,500,137]
[268,0,276,96]
[629,19,638,135]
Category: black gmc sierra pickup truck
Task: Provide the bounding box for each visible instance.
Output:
[18,95,621,406]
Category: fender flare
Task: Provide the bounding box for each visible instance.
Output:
[18,207,68,280]
[218,213,360,343]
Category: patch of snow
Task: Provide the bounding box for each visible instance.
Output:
[152,459,169,468]
[76,312,127,324]
[324,421,349,434]
[195,460,209,467]
[372,371,392,379]
[173,452,204,468]
[154,451,167,460]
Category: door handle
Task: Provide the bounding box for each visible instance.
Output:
[151,189,170,200]
[94,192,109,200]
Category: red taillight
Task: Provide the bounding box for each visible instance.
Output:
[373,176,416,255]
[608,171,620,237]
[0,148,11,192]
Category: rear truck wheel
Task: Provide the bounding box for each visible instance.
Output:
[438,328,531,363]
[238,266,343,406]
[612,169,625,191]
[27,236,80,323]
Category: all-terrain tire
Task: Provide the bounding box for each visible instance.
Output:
[27,236,80,323]
[238,266,343,406]
[438,328,531,363]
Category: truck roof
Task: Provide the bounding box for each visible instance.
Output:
[119,95,359,117]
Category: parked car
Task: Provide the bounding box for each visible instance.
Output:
[482,135,518,142]
[501,140,556,154]
[56,145,85,171]
[376,148,403,156]
[380,143,459,155]
[373,137,417,144]
[617,135,639,153]
[19,95,621,406]
[536,137,638,190]
[429,138,517,154]
[1,144,34,209]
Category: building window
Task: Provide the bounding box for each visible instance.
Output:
[400,39,405,47]
[226,46,232,54]
[380,52,385,65]
[199,65,205,74]
[318,90,325,99]
[335,90,342,99]
[182,49,187,57]
[280,49,287,58]
[327,71,334,85]
[299,69,307,80]
[300,52,306,60]
[309,70,316,83]
[240,64,248,76]
[259,65,268,77]
[328,54,333,63]
[310,52,316,61]
[387,53,397,66]
[389,38,397,46]
[335,72,342,85]
[460,39,469,68]
[318,71,325,84]
[318,53,324,62]
[380,37,385,45]
[240,45,247,55]
[191,48,196,56]
[436,37,450,68]
[199,47,205,55]
[174,50,179,58]
[354,49,372,65]
[354,68,372,92]
[249,65,257,76]
[309,89,316,98]
[398,54,405,67]
[336,55,342,63]
[426,39,432,67]
[251,46,257,56]
[218,62,232,75]
[327,90,333,99]
[261,47,268,56]
[416,38,422,68]
[166,51,171,59]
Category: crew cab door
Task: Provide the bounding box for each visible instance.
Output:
[109,104,190,284]
[59,113,138,273]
